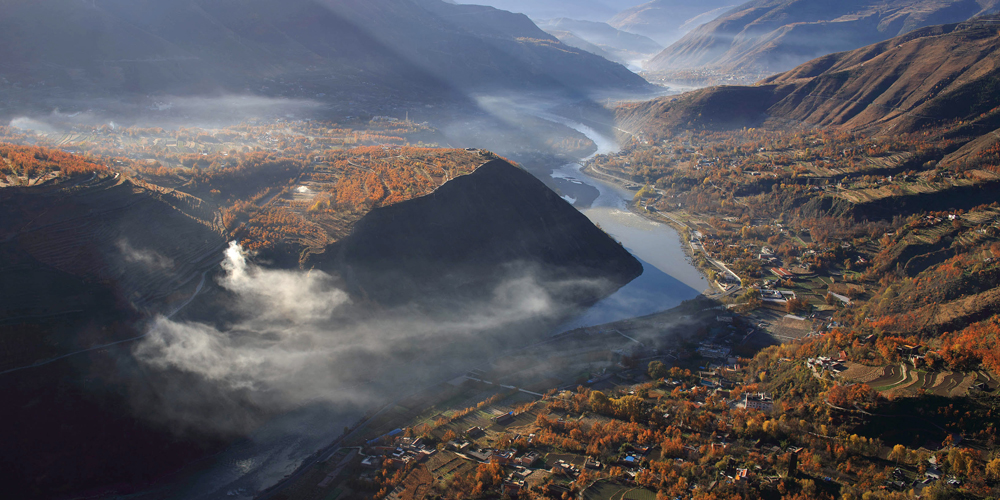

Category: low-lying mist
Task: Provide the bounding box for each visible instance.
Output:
[132,242,605,435]
[8,94,328,133]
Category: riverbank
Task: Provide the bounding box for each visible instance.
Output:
[248,112,719,500]
[580,162,740,299]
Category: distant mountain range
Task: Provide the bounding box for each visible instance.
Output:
[537,18,663,65]
[647,0,1000,77]
[450,0,648,22]
[0,0,648,110]
[620,15,1000,165]
[608,0,742,45]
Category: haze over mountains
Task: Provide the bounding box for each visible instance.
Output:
[536,18,664,66]
[8,0,1000,498]
[620,16,1000,166]
[0,145,642,497]
[450,0,647,22]
[608,0,743,45]
[648,0,1000,77]
[0,0,648,116]
[454,0,740,53]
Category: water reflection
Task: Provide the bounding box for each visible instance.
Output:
[541,115,710,331]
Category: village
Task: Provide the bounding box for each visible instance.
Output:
[258,265,1000,500]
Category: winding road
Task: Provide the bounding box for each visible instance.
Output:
[0,270,210,377]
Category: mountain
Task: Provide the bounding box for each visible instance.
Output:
[450,0,637,22]
[311,160,643,305]
[618,16,1000,164]
[537,18,663,64]
[545,30,620,61]
[608,0,742,46]
[0,149,641,497]
[647,0,1000,77]
[0,0,648,111]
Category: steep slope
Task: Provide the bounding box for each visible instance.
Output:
[537,18,663,64]
[647,0,1000,76]
[0,0,648,107]
[313,160,643,305]
[546,30,619,61]
[0,151,641,497]
[621,17,1000,138]
[759,20,1000,133]
[609,0,742,45]
[450,0,619,22]
[0,174,231,499]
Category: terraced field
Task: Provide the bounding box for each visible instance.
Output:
[838,362,886,383]
[426,452,474,482]
[840,362,982,397]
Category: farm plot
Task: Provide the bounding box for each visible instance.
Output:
[848,363,982,397]
[868,364,906,390]
[838,363,886,383]
[583,480,658,500]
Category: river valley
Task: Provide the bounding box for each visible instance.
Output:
[129,109,710,500]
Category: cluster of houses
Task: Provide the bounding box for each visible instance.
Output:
[447,426,541,468]
[360,435,437,470]
[450,433,543,497]
[736,392,775,412]
[696,342,732,360]
[807,354,848,375]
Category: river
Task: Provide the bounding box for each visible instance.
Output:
[536,114,710,331]
[133,112,708,500]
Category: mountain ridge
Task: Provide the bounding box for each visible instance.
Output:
[609,0,742,45]
[620,16,1000,139]
[0,149,642,497]
[0,0,649,111]
[647,0,1000,77]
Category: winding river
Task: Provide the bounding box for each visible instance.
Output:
[138,112,709,500]
[537,114,710,331]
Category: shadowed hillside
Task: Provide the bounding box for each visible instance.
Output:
[0,0,649,114]
[0,143,641,497]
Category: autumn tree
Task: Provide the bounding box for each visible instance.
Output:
[589,391,611,414]
[888,444,908,465]
[648,360,668,380]
[786,297,809,314]
[986,458,1000,482]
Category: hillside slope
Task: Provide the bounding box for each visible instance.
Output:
[647,0,1000,76]
[0,148,641,498]
[609,0,742,45]
[451,0,619,21]
[603,16,1000,347]
[537,18,663,64]
[620,17,1000,140]
[314,159,643,305]
[0,0,648,108]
